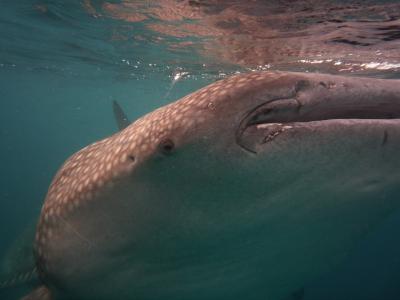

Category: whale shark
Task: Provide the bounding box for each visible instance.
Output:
[15,71,400,300]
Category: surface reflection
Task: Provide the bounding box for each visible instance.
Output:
[82,0,400,73]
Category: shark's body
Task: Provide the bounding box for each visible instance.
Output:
[21,71,400,300]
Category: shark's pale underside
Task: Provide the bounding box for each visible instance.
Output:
[15,71,400,300]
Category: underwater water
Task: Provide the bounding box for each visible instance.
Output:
[0,1,400,299]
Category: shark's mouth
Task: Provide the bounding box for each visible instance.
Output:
[237,96,400,153]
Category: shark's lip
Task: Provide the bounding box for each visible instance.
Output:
[236,94,400,153]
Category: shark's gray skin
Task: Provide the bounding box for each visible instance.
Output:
[24,71,400,300]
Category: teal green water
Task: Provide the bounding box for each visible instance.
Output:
[1,1,400,299]
[0,0,218,257]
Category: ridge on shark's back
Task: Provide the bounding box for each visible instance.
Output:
[22,71,400,300]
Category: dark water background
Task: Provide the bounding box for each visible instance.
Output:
[0,1,400,299]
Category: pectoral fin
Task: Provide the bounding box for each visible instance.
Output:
[21,286,52,300]
[0,223,38,290]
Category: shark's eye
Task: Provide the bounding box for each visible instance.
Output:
[159,139,175,155]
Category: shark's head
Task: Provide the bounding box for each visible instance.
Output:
[34,71,400,300]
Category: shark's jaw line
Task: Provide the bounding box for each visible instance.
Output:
[236,82,400,153]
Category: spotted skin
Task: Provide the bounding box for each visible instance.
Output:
[29,71,400,300]
[35,71,273,262]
